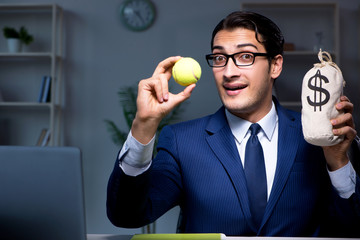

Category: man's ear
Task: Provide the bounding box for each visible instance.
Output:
[270,54,283,79]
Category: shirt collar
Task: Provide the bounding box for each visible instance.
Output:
[225,101,278,144]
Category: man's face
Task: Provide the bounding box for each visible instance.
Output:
[212,28,282,122]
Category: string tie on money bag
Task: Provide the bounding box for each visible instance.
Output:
[301,49,346,146]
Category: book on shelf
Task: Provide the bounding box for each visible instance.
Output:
[36,128,51,147]
[37,76,47,102]
[37,76,51,103]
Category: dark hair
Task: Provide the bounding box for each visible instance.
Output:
[211,11,284,58]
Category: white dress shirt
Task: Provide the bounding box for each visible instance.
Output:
[118,102,356,199]
[225,102,278,199]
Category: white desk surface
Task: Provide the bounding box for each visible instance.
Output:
[87,234,360,240]
[87,234,132,240]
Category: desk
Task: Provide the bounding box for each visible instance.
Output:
[87,234,360,240]
[87,234,132,240]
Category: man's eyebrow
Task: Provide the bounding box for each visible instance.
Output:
[212,43,258,51]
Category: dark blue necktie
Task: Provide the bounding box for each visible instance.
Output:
[244,123,267,230]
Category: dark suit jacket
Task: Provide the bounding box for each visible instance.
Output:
[107,99,360,237]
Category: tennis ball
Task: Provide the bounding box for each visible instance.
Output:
[172,57,201,86]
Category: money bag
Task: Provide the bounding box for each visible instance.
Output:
[301,49,345,146]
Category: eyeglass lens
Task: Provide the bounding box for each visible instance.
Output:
[208,52,256,67]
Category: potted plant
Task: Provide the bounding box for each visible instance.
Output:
[105,85,185,154]
[3,26,34,53]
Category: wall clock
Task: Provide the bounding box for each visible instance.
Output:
[119,0,156,32]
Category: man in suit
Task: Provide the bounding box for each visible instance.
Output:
[107,11,360,236]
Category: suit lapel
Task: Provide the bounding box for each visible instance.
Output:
[205,102,302,232]
[261,100,301,229]
[205,107,254,229]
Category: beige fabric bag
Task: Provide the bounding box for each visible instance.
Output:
[301,49,345,146]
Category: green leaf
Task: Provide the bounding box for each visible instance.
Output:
[104,85,185,148]
[104,119,128,147]
[2,26,34,45]
[19,26,34,45]
[118,86,137,128]
[3,27,19,39]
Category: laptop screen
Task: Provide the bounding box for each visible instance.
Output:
[0,146,86,240]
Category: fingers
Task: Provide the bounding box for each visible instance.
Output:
[136,56,195,118]
[332,95,355,128]
[132,56,195,143]
[172,83,197,106]
[153,73,169,103]
[331,96,357,141]
[151,56,182,103]
[332,125,357,143]
[152,56,182,77]
[335,95,353,114]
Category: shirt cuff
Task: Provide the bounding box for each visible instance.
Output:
[328,161,356,199]
[118,131,155,176]
[119,160,151,177]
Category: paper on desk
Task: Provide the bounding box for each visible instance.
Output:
[131,233,226,240]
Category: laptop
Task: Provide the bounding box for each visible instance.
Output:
[0,146,87,240]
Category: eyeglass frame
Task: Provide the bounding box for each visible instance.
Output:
[205,51,270,68]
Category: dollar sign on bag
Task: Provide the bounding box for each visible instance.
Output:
[307,69,330,112]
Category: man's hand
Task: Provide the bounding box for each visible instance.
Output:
[323,96,357,171]
[131,56,196,144]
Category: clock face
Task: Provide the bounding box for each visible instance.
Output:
[120,0,156,31]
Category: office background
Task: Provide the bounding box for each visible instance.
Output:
[1,0,360,235]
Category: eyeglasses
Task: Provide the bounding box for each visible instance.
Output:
[205,51,270,68]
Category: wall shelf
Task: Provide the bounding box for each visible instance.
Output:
[241,2,339,112]
[0,3,63,146]
[0,52,61,58]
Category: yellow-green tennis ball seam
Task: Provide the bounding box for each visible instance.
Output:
[172,57,201,86]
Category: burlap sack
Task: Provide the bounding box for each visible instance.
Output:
[301,49,345,146]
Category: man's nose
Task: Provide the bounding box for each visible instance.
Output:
[223,57,240,77]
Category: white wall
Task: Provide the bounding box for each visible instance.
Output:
[1,0,360,235]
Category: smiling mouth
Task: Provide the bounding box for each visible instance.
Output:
[224,84,247,91]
